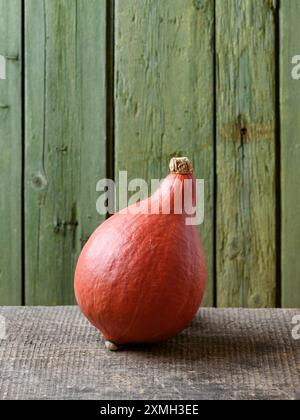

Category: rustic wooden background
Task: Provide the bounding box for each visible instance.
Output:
[0,0,299,308]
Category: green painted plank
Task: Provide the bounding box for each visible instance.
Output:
[0,0,22,305]
[216,0,277,307]
[281,0,300,308]
[25,0,107,305]
[115,0,215,306]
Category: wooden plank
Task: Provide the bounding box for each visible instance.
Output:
[216,0,277,307]
[25,0,107,305]
[115,0,215,306]
[0,0,22,305]
[281,0,300,308]
[0,307,300,400]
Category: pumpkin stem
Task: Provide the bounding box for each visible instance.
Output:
[169,157,193,174]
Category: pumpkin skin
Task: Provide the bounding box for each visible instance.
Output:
[74,158,206,346]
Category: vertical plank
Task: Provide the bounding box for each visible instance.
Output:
[115,0,215,306]
[25,0,107,305]
[0,0,22,305]
[216,0,277,307]
[281,0,300,308]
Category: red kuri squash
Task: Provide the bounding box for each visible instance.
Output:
[74,157,206,349]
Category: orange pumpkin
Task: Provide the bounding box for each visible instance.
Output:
[74,157,206,349]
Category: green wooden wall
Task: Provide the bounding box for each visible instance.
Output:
[0,0,22,304]
[0,0,299,307]
[25,0,107,305]
[280,0,300,308]
[216,0,277,307]
[115,0,215,306]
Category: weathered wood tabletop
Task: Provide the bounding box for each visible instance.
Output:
[0,307,299,400]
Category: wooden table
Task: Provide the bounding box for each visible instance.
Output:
[0,307,299,400]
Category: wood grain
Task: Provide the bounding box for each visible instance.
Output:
[216,0,277,307]
[0,0,22,304]
[115,0,215,306]
[0,307,299,400]
[280,0,300,308]
[25,0,107,305]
